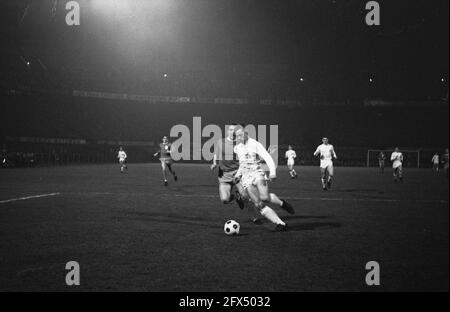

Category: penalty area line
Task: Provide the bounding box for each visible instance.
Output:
[0,192,61,204]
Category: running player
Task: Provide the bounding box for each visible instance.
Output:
[211,124,260,223]
[442,148,449,179]
[313,137,337,191]
[233,125,294,231]
[431,152,440,172]
[378,152,386,174]
[117,147,127,173]
[211,124,246,208]
[390,147,403,182]
[154,136,177,186]
[285,145,298,179]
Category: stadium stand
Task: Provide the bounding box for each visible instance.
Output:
[1,91,448,167]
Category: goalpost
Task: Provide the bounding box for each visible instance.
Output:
[366,149,421,168]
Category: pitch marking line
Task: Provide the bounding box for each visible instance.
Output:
[0,192,61,204]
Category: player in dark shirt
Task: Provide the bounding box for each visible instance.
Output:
[378,152,386,174]
[442,148,449,179]
[211,124,257,219]
[154,136,178,186]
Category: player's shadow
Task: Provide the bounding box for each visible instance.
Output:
[282,215,330,220]
[243,215,341,232]
[339,188,380,193]
[286,221,341,232]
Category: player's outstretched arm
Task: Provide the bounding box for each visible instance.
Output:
[313,147,320,157]
[256,141,276,179]
[211,154,218,171]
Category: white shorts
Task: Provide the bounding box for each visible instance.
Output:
[287,159,295,167]
[240,169,267,189]
[320,159,333,169]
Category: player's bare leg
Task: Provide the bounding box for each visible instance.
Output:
[161,161,168,186]
[167,163,177,181]
[288,164,297,179]
[326,165,334,189]
[245,185,286,231]
[256,179,295,215]
[320,167,327,190]
[217,182,246,211]
[234,182,248,210]
[235,182,261,223]
[380,162,385,174]
[393,167,399,182]
[218,183,234,204]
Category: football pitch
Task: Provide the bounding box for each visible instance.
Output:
[0,163,448,291]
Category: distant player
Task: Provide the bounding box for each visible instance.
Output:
[233,125,295,231]
[117,147,127,173]
[154,136,178,186]
[285,145,298,179]
[442,148,449,179]
[314,137,337,191]
[431,153,440,172]
[390,147,403,182]
[378,152,386,174]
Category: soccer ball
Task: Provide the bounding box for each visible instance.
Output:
[224,220,240,235]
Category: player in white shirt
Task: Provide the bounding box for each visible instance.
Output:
[390,147,403,182]
[117,147,127,173]
[233,125,295,231]
[314,137,337,190]
[285,145,298,179]
[431,153,440,172]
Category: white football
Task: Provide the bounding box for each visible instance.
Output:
[224,220,240,235]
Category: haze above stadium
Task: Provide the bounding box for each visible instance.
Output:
[0,0,448,100]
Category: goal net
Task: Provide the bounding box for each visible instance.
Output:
[366,149,421,168]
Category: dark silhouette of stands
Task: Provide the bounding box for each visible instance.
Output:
[1,92,448,167]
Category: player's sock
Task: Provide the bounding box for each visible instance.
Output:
[260,206,285,225]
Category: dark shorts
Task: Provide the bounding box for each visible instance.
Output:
[218,168,238,185]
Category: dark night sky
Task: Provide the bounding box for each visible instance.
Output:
[0,0,448,99]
